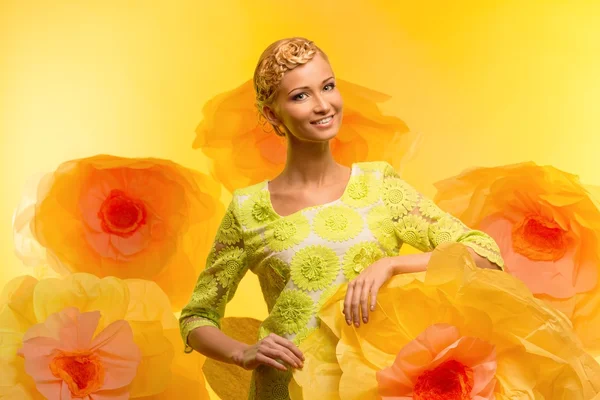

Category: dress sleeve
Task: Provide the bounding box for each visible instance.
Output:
[380,163,505,270]
[179,198,249,352]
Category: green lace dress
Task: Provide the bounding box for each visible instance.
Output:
[179,161,504,400]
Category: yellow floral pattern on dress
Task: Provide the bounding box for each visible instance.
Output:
[191,274,219,306]
[216,247,245,287]
[382,175,419,218]
[215,206,243,245]
[342,174,379,208]
[428,216,466,247]
[314,205,364,242]
[418,198,445,219]
[367,205,398,254]
[264,289,315,335]
[343,242,385,280]
[259,257,290,312]
[266,214,311,251]
[240,190,278,229]
[252,366,292,400]
[293,326,319,346]
[290,245,339,291]
[179,200,249,353]
[396,214,430,250]
[179,161,504,400]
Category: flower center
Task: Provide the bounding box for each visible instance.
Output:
[280,301,302,321]
[274,221,297,241]
[98,189,147,237]
[413,359,473,400]
[221,213,234,230]
[225,259,239,273]
[252,203,271,222]
[49,351,105,397]
[381,219,395,235]
[300,256,325,280]
[512,215,568,261]
[326,215,348,231]
[388,188,404,204]
[348,182,368,200]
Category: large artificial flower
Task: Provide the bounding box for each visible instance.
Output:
[12,155,224,310]
[193,79,420,192]
[290,243,600,400]
[433,163,600,353]
[0,273,209,399]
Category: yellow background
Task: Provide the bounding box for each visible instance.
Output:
[1,1,599,398]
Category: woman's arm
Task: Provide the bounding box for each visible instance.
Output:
[342,247,499,327]
[343,162,504,327]
[387,247,500,274]
[188,325,303,371]
[179,199,303,371]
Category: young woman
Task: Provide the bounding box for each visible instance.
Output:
[179,37,504,400]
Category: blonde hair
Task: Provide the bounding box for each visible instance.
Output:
[253,37,329,136]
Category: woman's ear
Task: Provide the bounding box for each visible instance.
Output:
[262,105,281,126]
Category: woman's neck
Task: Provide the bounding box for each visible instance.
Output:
[278,139,345,188]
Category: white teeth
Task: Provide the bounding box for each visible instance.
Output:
[314,116,333,125]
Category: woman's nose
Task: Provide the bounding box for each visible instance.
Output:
[313,94,331,114]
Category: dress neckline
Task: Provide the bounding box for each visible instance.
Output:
[264,164,356,219]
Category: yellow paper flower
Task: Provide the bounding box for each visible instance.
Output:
[193,79,420,192]
[433,163,600,353]
[290,243,600,400]
[12,155,224,310]
[0,273,209,399]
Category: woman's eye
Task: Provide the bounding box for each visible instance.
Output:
[293,93,307,101]
[324,83,335,91]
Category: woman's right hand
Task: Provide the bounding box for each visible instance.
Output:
[233,333,304,371]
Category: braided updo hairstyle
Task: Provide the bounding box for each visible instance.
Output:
[253,37,329,136]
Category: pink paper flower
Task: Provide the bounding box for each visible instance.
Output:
[18,307,141,399]
[377,324,496,400]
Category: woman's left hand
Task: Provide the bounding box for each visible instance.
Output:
[343,257,395,327]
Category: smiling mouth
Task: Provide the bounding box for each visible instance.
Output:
[311,115,334,125]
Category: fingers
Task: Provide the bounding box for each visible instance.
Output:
[344,281,355,325]
[263,346,302,369]
[271,334,304,362]
[344,279,371,326]
[360,281,372,323]
[255,353,288,371]
[255,334,303,372]
[370,283,380,312]
[351,279,364,327]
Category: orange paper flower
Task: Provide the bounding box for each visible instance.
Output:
[0,273,209,399]
[290,243,600,400]
[193,79,420,191]
[13,155,224,310]
[433,163,600,352]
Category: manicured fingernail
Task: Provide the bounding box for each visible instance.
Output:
[370,306,375,311]
[354,322,360,327]
[346,319,351,325]
[363,317,368,323]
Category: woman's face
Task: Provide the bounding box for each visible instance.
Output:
[265,53,343,142]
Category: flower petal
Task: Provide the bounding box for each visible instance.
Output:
[32,274,129,331]
[90,320,141,391]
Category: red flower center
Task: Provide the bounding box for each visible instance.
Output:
[512,215,567,261]
[49,351,105,397]
[98,189,147,237]
[413,360,473,400]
